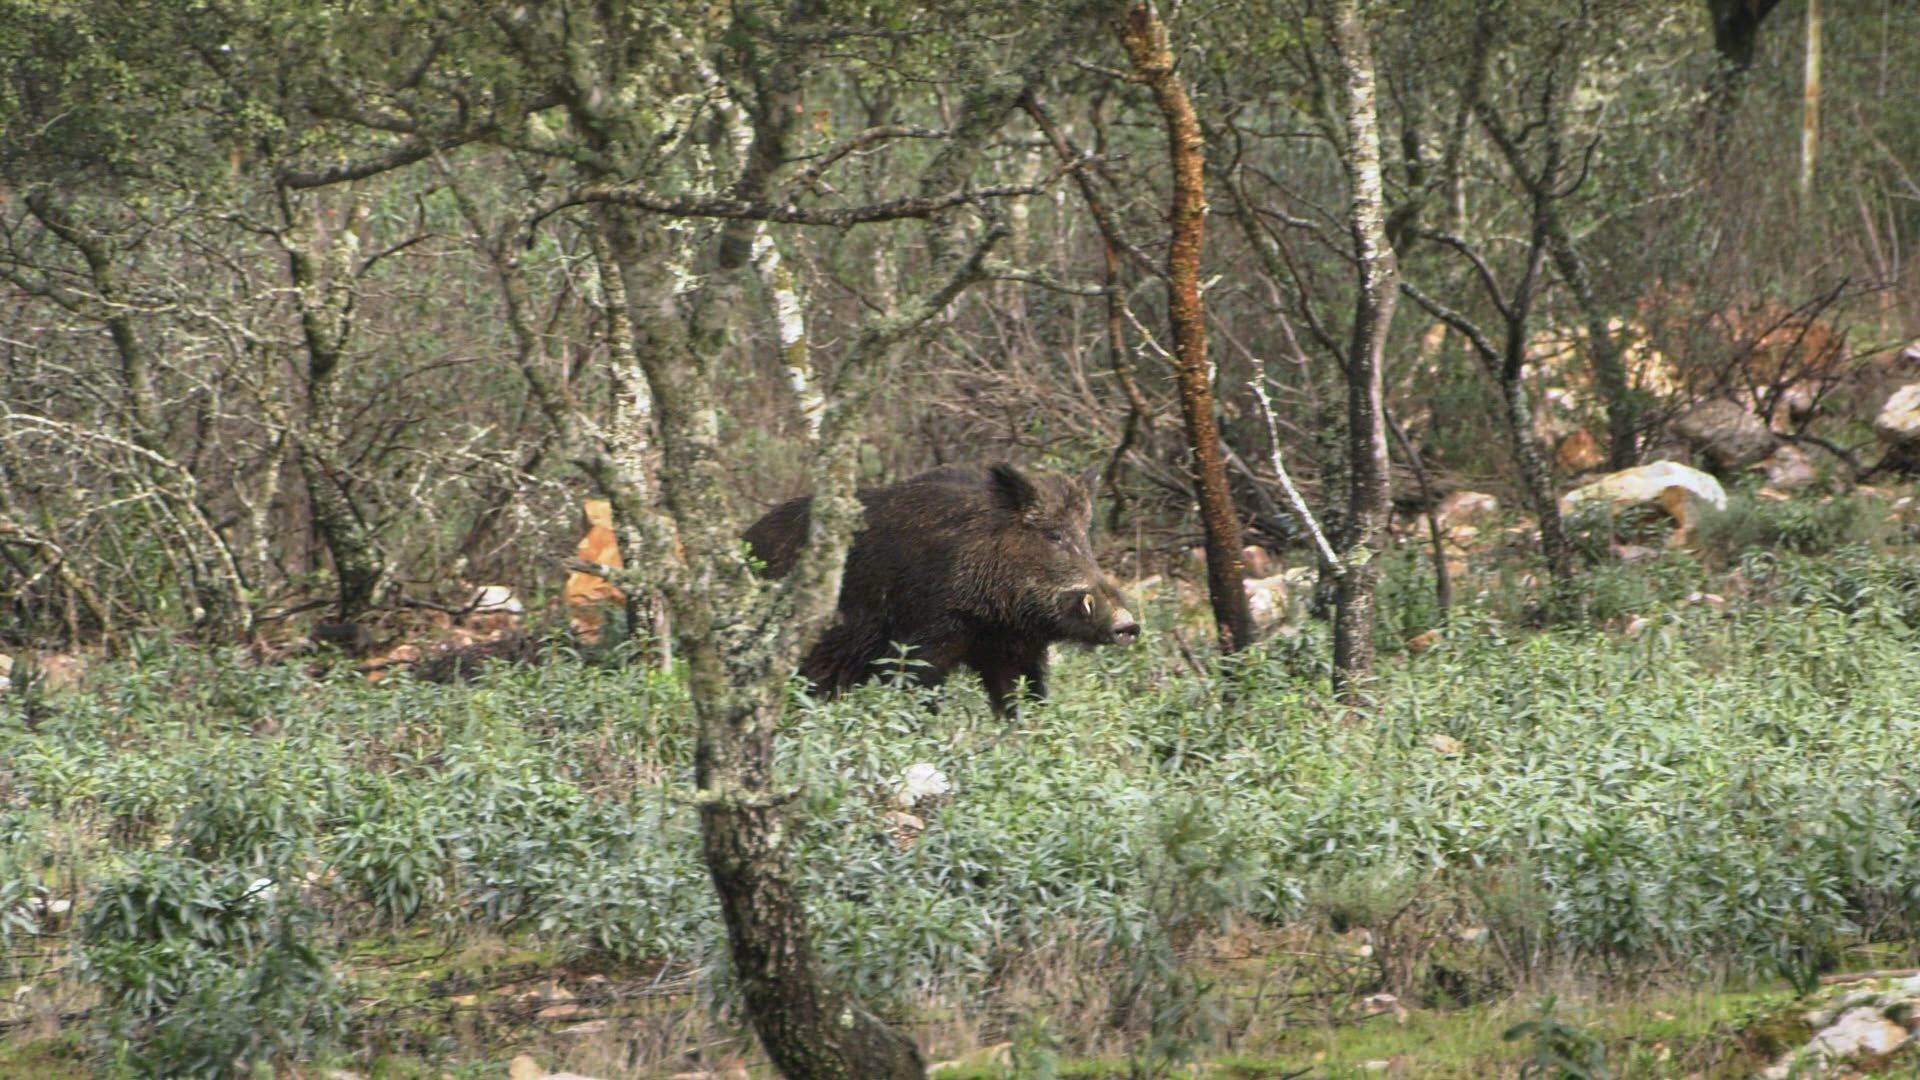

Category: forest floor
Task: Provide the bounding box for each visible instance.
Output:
[8,938,1911,1078]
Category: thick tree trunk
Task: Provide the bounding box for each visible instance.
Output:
[298,448,382,621]
[483,9,1084,1074]
[1118,0,1254,653]
[696,706,922,1080]
[1329,0,1398,697]
[1705,0,1784,137]
[283,193,384,621]
[1707,0,1783,71]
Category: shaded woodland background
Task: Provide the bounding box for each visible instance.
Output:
[2,0,1915,651]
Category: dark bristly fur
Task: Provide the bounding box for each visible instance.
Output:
[743,462,1141,717]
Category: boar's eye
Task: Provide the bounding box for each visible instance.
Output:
[1042,528,1066,544]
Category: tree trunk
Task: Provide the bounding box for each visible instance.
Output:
[470,9,1084,1073]
[1800,0,1821,196]
[1118,0,1254,653]
[1707,0,1783,71]
[1386,409,1449,622]
[1499,374,1574,583]
[21,192,252,636]
[282,192,384,622]
[1546,224,1639,469]
[298,449,383,621]
[696,706,923,1080]
[1705,0,1784,137]
[1328,0,1398,697]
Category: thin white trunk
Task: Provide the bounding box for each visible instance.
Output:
[750,232,822,442]
[1800,0,1821,196]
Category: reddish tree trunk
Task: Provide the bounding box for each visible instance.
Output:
[1118,1,1254,653]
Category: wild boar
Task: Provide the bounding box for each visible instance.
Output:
[743,462,1140,717]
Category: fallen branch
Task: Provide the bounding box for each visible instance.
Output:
[1250,376,1344,577]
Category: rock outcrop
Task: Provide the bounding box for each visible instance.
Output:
[1675,398,1776,471]
[1559,461,1728,535]
[1874,383,1920,448]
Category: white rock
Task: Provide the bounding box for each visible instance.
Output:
[470,584,524,614]
[1560,461,1728,533]
[1767,1005,1911,1078]
[899,763,950,806]
[1245,571,1291,626]
[1874,383,1920,447]
[1436,490,1499,528]
[1809,1004,1909,1061]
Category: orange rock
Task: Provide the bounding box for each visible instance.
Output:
[1556,429,1604,474]
[566,499,626,643]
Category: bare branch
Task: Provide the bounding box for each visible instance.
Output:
[527,177,1067,239]
[981,262,1107,295]
[790,125,949,190]
[1398,278,1501,367]
[1021,91,1164,281]
[1414,228,1513,323]
[1250,377,1344,577]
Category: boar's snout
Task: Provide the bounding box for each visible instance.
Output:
[1064,585,1141,646]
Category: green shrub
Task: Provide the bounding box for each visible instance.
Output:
[1693,494,1883,565]
[80,852,347,1077]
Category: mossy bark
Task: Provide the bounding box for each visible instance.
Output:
[1328,0,1399,696]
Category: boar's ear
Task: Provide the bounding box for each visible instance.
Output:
[1077,463,1104,498]
[987,462,1039,512]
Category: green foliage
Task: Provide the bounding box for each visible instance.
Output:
[1562,500,1677,565]
[1503,996,1611,1080]
[1693,495,1885,567]
[6,544,1920,1067]
[79,852,348,1077]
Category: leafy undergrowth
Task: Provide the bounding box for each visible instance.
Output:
[5,538,1920,1076]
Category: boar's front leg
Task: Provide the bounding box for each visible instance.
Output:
[973,639,1049,719]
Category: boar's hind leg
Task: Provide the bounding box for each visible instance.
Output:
[799,622,892,697]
